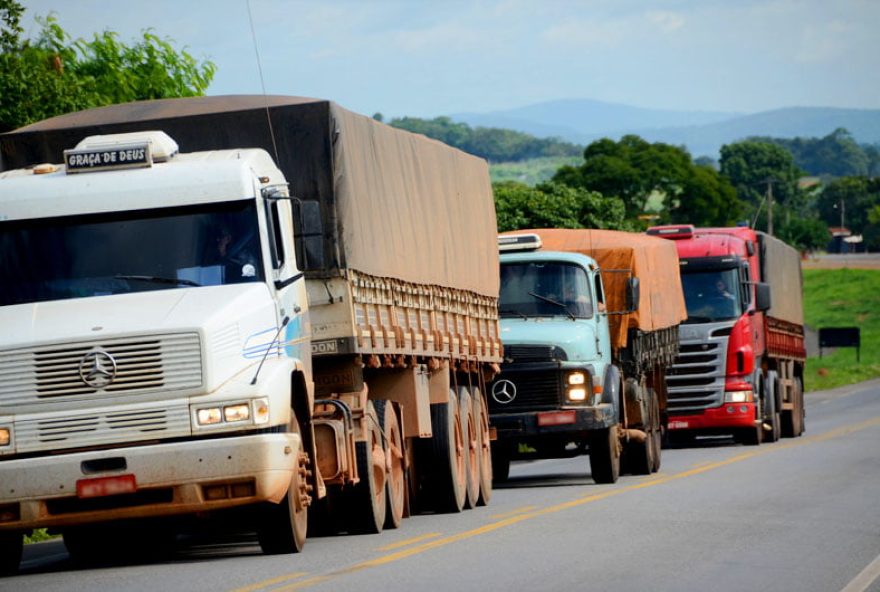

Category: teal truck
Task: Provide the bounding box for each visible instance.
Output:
[489,229,686,483]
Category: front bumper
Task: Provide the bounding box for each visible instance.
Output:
[491,403,615,442]
[0,431,299,531]
[667,402,757,432]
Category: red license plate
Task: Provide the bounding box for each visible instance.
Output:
[76,474,138,499]
[537,410,577,427]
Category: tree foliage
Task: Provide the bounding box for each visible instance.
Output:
[0,3,215,132]
[553,135,743,227]
[389,116,581,163]
[816,177,880,234]
[755,128,872,177]
[493,181,631,233]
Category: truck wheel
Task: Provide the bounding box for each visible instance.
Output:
[344,400,387,533]
[764,374,781,443]
[625,387,655,476]
[491,444,512,483]
[782,377,805,438]
[429,390,467,513]
[472,387,493,505]
[0,531,22,576]
[375,400,404,530]
[257,414,309,553]
[459,388,480,510]
[649,388,662,473]
[589,425,621,484]
[737,424,763,446]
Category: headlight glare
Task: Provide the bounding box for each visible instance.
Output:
[197,408,223,425]
[567,372,586,385]
[0,428,10,447]
[224,404,250,423]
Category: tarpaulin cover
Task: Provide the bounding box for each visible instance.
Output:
[508,228,687,349]
[757,232,804,325]
[1,96,499,297]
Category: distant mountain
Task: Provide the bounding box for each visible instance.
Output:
[451,100,880,158]
[453,98,741,142]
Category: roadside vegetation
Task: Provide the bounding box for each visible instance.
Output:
[490,156,581,185]
[804,268,880,392]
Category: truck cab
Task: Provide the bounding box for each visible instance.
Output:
[488,234,620,483]
[0,131,314,569]
[648,225,771,444]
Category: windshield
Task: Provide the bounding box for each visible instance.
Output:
[680,268,743,323]
[0,200,264,306]
[499,261,593,319]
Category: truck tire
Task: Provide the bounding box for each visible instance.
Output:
[0,531,22,576]
[257,414,309,553]
[589,425,621,484]
[375,400,404,530]
[625,386,656,476]
[429,390,467,513]
[491,444,512,483]
[782,377,805,438]
[459,388,480,510]
[649,388,662,473]
[343,401,387,533]
[764,373,781,443]
[472,386,493,505]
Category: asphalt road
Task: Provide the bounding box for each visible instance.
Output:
[5,380,880,592]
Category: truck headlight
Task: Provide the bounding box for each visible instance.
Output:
[567,371,586,385]
[224,404,250,423]
[724,390,754,403]
[197,408,223,425]
[566,387,588,402]
[0,427,10,447]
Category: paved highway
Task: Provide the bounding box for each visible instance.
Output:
[5,380,880,592]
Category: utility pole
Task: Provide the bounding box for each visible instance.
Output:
[840,198,845,230]
[765,178,775,236]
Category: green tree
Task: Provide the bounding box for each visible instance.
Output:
[775,216,828,252]
[669,163,745,226]
[816,177,880,235]
[757,128,870,177]
[554,135,741,227]
[1,4,215,132]
[719,140,804,233]
[493,181,630,232]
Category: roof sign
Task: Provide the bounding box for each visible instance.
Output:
[498,233,542,252]
[64,142,153,174]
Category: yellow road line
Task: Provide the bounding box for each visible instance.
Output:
[490,505,537,519]
[230,571,308,592]
[377,532,442,551]
[239,415,880,592]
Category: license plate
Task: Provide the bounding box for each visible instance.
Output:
[76,474,138,499]
[537,410,576,427]
[669,420,689,430]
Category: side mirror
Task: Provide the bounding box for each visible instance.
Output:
[755,282,771,312]
[626,277,640,312]
[293,200,325,271]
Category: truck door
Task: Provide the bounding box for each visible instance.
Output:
[593,270,611,359]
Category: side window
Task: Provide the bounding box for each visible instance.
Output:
[594,272,605,308]
[265,201,286,270]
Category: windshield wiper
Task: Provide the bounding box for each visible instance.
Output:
[115,275,201,287]
[500,308,529,320]
[528,292,575,320]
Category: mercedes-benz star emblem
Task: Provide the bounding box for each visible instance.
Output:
[78,348,118,388]
[492,379,517,404]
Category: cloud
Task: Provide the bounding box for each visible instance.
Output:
[645,10,685,33]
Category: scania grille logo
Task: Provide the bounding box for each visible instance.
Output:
[78,348,118,388]
[492,379,517,404]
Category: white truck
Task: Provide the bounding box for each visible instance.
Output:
[0,96,501,574]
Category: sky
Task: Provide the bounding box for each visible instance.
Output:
[19,0,880,119]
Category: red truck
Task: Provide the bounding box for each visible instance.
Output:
[646,225,806,445]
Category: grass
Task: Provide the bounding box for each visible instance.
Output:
[489,156,581,186]
[24,528,56,544]
[803,268,880,392]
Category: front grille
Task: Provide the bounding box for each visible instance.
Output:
[503,345,567,363]
[665,329,729,413]
[0,333,203,406]
[15,403,192,453]
[488,370,561,413]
